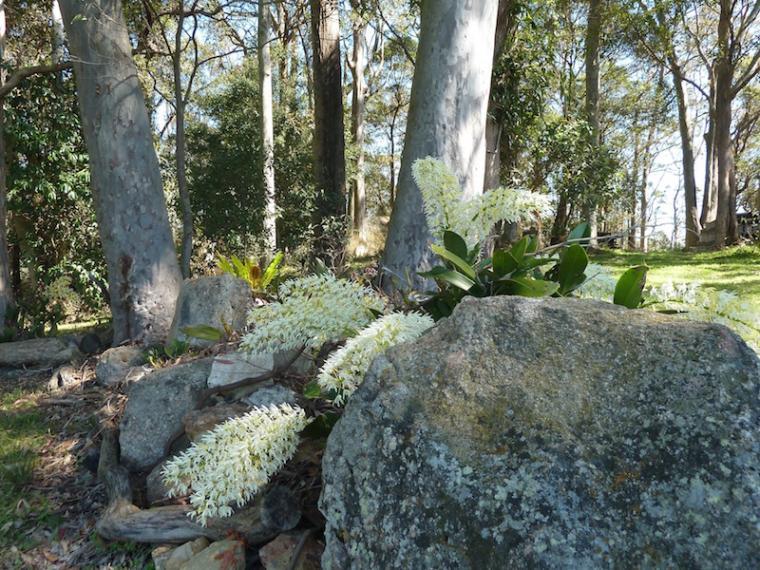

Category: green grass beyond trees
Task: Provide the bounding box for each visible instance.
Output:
[592,245,760,311]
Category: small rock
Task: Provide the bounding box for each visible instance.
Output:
[207,350,312,389]
[164,537,209,570]
[95,346,147,386]
[78,332,103,355]
[259,532,323,570]
[119,358,213,471]
[244,385,298,409]
[48,365,79,391]
[168,275,252,348]
[146,460,172,505]
[183,403,250,441]
[0,336,80,368]
[181,539,245,570]
[151,545,174,570]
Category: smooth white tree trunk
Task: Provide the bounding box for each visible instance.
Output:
[382,0,499,288]
[59,0,182,344]
[259,0,277,252]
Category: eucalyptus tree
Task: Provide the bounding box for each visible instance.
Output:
[260,0,277,251]
[59,0,182,343]
[382,0,500,288]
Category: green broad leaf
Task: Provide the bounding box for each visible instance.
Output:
[436,270,476,292]
[526,234,540,254]
[181,324,224,342]
[492,249,519,278]
[418,266,450,279]
[302,412,340,439]
[261,251,284,288]
[431,244,477,280]
[567,222,591,245]
[510,237,530,263]
[556,244,589,295]
[502,277,560,297]
[443,231,469,260]
[614,265,648,308]
[303,380,323,399]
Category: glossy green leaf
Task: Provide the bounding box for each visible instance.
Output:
[181,324,224,342]
[443,231,469,260]
[435,270,476,291]
[501,277,560,297]
[567,222,591,245]
[510,237,530,263]
[557,244,589,294]
[431,244,477,280]
[303,380,323,399]
[614,265,648,308]
[493,249,518,277]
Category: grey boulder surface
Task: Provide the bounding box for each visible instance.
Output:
[168,275,252,347]
[320,296,760,569]
[119,358,212,471]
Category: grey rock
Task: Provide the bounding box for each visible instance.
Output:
[244,385,298,408]
[207,350,313,389]
[119,358,213,471]
[164,537,209,570]
[146,459,172,505]
[95,346,147,386]
[0,336,80,368]
[183,402,250,441]
[48,364,80,391]
[168,275,252,348]
[320,296,760,569]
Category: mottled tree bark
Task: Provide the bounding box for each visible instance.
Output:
[59,0,182,344]
[260,0,277,252]
[310,0,346,243]
[348,2,367,239]
[583,0,602,246]
[0,1,15,330]
[382,0,499,288]
[672,68,701,247]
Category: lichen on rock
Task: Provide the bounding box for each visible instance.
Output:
[320,296,760,569]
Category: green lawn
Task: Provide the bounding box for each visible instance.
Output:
[592,245,760,311]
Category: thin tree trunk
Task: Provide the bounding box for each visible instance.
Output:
[713,0,735,246]
[0,1,15,330]
[260,0,277,252]
[174,4,193,278]
[628,110,640,250]
[59,0,182,344]
[701,80,718,226]
[382,0,499,288]
[671,67,701,247]
[310,0,346,248]
[348,4,367,239]
[583,0,602,246]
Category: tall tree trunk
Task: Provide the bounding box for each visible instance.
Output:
[348,4,367,240]
[382,0,499,287]
[583,0,602,246]
[0,1,14,330]
[671,67,701,247]
[713,0,736,246]
[260,0,277,252]
[310,0,346,247]
[59,0,182,344]
[51,0,65,87]
[174,4,193,277]
[628,110,640,250]
[701,80,718,226]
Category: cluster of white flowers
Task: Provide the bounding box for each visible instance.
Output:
[576,264,760,353]
[317,312,434,405]
[413,157,551,248]
[242,273,386,354]
[162,404,310,525]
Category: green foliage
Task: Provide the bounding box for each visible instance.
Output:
[186,61,315,252]
[147,339,190,367]
[216,251,284,294]
[5,72,107,333]
[419,224,643,319]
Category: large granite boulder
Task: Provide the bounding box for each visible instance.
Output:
[119,358,212,471]
[168,275,252,347]
[320,296,760,569]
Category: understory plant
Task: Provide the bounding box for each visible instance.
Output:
[414,158,647,319]
[217,251,284,295]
